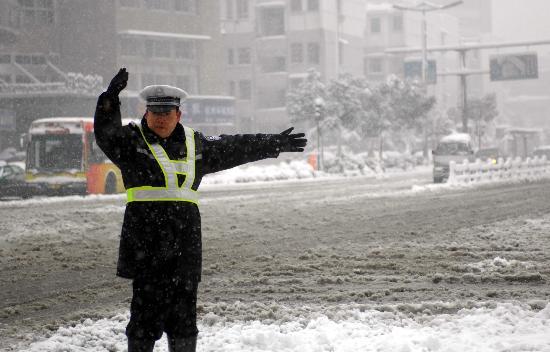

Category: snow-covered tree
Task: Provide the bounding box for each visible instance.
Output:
[359,76,435,157]
[286,69,327,125]
[447,93,498,148]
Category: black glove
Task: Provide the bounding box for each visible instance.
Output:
[106,68,128,97]
[276,127,307,152]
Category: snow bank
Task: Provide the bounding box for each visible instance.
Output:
[19,302,550,352]
[202,160,316,185]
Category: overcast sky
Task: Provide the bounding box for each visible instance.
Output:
[491,0,550,41]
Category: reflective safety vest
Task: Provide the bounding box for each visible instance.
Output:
[126,125,198,204]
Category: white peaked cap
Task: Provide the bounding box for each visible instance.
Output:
[139,85,189,106]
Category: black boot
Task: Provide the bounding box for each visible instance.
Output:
[168,336,197,352]
[128,338,155,352]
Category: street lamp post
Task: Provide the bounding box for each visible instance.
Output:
[314,97,325,171]
[393,1,463,85]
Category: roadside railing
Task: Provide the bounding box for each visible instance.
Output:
[448,156,550,184]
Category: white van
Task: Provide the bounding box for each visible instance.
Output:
[432,133,475,183]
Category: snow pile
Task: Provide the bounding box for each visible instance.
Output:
[202,160,315,185]
[19,302,550,352]
[466,257,535,274]
[321,148,422,176]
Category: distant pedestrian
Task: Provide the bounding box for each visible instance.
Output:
[94,68,307,352]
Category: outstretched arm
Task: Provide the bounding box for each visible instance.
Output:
[201,128,307,174]
[94,68,135,164]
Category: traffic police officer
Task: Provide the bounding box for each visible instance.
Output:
[94,68,307,352]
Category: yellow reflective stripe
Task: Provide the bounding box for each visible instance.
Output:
[127,187,199,204]
[182,126,196,189]
[129,125,198,203]
[150,143,178,188]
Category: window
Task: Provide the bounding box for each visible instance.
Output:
[370,17,381,33]
[144,40,171,58]
[144,0,170,10]
[0,75,12,83]
[258,7,285,36]
[261,56,286,73]
[368,58,383,73]
[142,73,155,86]
[175,41,194,60]
[239,80,251,100]
[145,40,154,58]
[31,55,46,65]
[15,55,31,64]
[120,38,141,56]
[226,0,233,20]
[237,47,251,64]
[440,32,447,45]
[18,0,54,26]
[175,0,196,13]
[27,135,82,171]
[0,55,11,64]
[227,48,234,65]
[290,43,303,63]
[258,88,286,108]
[307,0,319,11]
[119,0,139,7]
[307,42,320,64]
[291,0,301,12]
[236,0,249,19]
[393,15,403,32]
[155,41,171,58]
[228,81,236,96]
[176,75,192,90]
[16,75,32,83]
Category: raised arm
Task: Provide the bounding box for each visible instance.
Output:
[94,68,135,164]
[201,127,307,174]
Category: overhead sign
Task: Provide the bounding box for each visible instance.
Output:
[0,109,16,131]
[404,59,437,84]
[490,52,538,81]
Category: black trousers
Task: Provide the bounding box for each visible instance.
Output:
[126,275,199,341]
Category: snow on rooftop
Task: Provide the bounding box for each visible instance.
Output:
[439,133,472,144]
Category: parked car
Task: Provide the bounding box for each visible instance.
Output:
[0,162,42,199]
[475,147,501,164]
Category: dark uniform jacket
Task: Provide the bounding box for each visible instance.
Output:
[94,92,281,281]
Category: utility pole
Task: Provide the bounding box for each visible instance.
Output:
[314,97,325,171]
[393,1,463,85]
[386,39,550,132]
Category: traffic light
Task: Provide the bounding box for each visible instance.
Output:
[314,97,325,120]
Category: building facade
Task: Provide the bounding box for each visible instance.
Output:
[220,0,368,133]
[0,0,224,151]
[363,3,461,112]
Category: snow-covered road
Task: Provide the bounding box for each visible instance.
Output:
[2,171,550,351]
